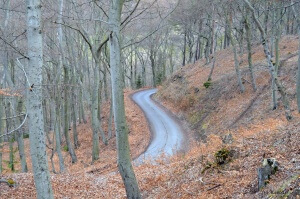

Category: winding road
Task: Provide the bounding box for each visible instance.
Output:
[132,89,185,164]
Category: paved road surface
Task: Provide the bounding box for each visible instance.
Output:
[132,89,184,164]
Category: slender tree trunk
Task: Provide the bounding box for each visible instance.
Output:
[0,99,2,174]
[291,1,300,113]
[16,99,28,172]
[109,0,141,197]
[108,101,113,140]
[182,28,187,66]
[71,92,79,149]
[4,103,14,172]
[297,29,300,113]
[26,0,54,197]
[227,14,245,93]
[91,61,101,161]
[244,11,257,92]
[0,87,3,173]
[97,77,107,145]
[63,67,77,163]
[58,0,77,163]
[169,45,174,74]
[150,48,156,87]
[43,100,52,145]
[71,70,79,149]
[54,96,65,173]
[244,0,292,120]
[207,55,216,81]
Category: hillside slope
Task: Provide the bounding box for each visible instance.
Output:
[1,37,299,198]
[153,35,300,198]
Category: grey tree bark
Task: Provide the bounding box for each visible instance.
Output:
[16,99,28,172]
[291,0,300,113]
[109,0,142,198]
[226,13,245,93]
[0,91,3,174]
[243,0,292,121]
[91,61,101,162]
[4,102,15,172]
[26,0,54,197]
[244,9,257,92]
[58,0,77,163]
[53,97,65,173]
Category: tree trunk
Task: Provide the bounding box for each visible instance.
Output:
[150,48,156,87]
[97,78,107,145]
[291,1,300,113]
[0,87,3,173]
[26,0,54,197]
[205,39,210,64]
[91,61,101,162]
[244,0,292,121]
[207,55,216,81]
[16,99,28,172]
[244,10,257,92]
[182,28,187,66]
[297,28,300,113]
[54,96,65,173]
[71,70,79,149]
[109,0,142,198]
[108,101,113,140]
[63,66,77,163]
[58,0,77,163]
[4,102,14,172]
[227,14,245,93]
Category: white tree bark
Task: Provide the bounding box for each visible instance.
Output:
[26,0,53,198]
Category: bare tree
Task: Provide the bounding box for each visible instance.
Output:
[109,0,142,197]
[26,0,53,197]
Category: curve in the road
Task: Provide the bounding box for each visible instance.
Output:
[132,88,185,164]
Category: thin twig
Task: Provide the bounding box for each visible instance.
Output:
[0,113,28,138]
[0,35,29,59]
[207,184,221,191]
[1,113,25,120]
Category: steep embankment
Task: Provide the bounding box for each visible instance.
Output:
[152,35,300,198]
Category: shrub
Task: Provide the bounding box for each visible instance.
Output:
[203,81,212,88]
[136,75,142,89]
[63,145,69,152]
[214,148,230,165]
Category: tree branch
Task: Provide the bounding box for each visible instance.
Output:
[0,35,29,59]
[0,113,28,138]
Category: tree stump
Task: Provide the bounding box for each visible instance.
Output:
[258,158,279,190]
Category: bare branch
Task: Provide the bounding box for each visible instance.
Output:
[121,0,141,26]
[1,113,25,120]
[0,35,29,59]
[0,113,28,138]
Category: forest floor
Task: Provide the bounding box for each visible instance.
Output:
[1,36,300,198]
[0,89,152,198]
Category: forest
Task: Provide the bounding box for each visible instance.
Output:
[0,0,299,198]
